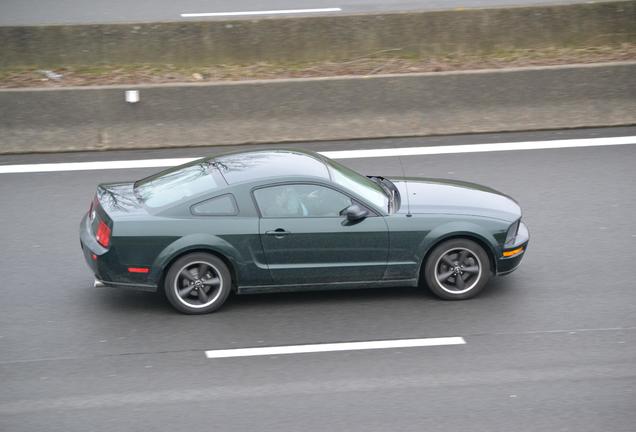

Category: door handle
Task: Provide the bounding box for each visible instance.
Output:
[265,228,292,237]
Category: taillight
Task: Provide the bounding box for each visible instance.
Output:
[95,220,111,248]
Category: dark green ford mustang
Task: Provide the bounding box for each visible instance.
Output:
[80,149,529,314]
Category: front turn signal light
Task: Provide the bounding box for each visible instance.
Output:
[503,247,524,257]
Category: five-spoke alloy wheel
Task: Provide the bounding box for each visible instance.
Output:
[164,252,231,314]
[424,238,491,300]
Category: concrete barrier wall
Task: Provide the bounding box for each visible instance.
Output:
[1,1,635,68]
[1,62,634,154]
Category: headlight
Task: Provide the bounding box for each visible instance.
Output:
[505,219,520,248]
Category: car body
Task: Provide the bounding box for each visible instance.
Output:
[80,149,529,313]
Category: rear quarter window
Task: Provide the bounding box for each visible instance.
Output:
[191,194,238,216]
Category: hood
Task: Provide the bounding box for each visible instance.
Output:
[391,177,521,222]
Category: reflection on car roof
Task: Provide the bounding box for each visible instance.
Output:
[214,150,329,184]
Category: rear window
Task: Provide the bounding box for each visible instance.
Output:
[134,159,219,208]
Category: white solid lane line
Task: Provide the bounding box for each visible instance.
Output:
[319,135,636,159]
[1,135,635,174]
[0,158,199,174]
[205,336,466,359]
[181,8,342,18]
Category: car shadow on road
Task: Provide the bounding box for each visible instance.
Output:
[224,277,513,310]
[227,285,427,308]
[87,277,516,315]
[90,286,172,314]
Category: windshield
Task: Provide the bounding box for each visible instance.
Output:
[326,159,389,211]
[134,158,219,208]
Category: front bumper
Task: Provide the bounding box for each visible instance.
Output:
[497,221,529,275]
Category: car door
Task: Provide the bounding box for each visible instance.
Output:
[253,183,389,285]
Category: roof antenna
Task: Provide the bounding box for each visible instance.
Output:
[397,155,412,217]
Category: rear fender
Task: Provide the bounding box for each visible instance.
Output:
[150,234,244,285]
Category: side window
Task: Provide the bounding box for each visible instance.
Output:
[254,184,352,218]
[191,194,238,216]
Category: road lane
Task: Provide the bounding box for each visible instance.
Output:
[3,125,634,165]
[2,134,635,174]
[0,127,635,431]
[0,0,599,26]
[1,329,634,430]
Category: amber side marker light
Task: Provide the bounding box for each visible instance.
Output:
[503,247,524,257]
[128,267,150,274]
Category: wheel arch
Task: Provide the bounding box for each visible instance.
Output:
[151,234,243,291]
[416,232,498,285]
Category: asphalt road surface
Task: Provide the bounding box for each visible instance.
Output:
[0,0,596,25]
[1,126,635,431]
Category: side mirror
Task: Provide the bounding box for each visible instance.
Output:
[343,204,368,221]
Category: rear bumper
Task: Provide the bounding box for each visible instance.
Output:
[80,213,107,276]
[94,278,157,292]
[80,213,158,292]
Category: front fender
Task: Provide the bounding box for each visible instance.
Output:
[149,233,244,285]
[415,221,501,274]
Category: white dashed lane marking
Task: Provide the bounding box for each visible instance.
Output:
[204,336,466,359]
[181,8,342,18]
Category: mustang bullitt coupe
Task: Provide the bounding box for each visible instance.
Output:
[80,149,529,314]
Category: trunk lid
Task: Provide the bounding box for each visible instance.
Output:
[89,182,146,237]
[96,182,146,219]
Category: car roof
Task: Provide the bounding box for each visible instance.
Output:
[213,149,331,184]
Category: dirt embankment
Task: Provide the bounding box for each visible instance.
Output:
[2,44,635,88]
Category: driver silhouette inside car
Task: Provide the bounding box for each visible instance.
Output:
[260,185,351,217]
[262,186,309,217]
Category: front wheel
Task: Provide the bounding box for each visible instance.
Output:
[164,252,231,314]
[424,239,491,300]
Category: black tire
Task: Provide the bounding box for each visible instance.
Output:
[423,238,491,300]
[164,252,231,314]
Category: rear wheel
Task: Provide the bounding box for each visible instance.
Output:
[164,252,231,314]
[424,238,491,300]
